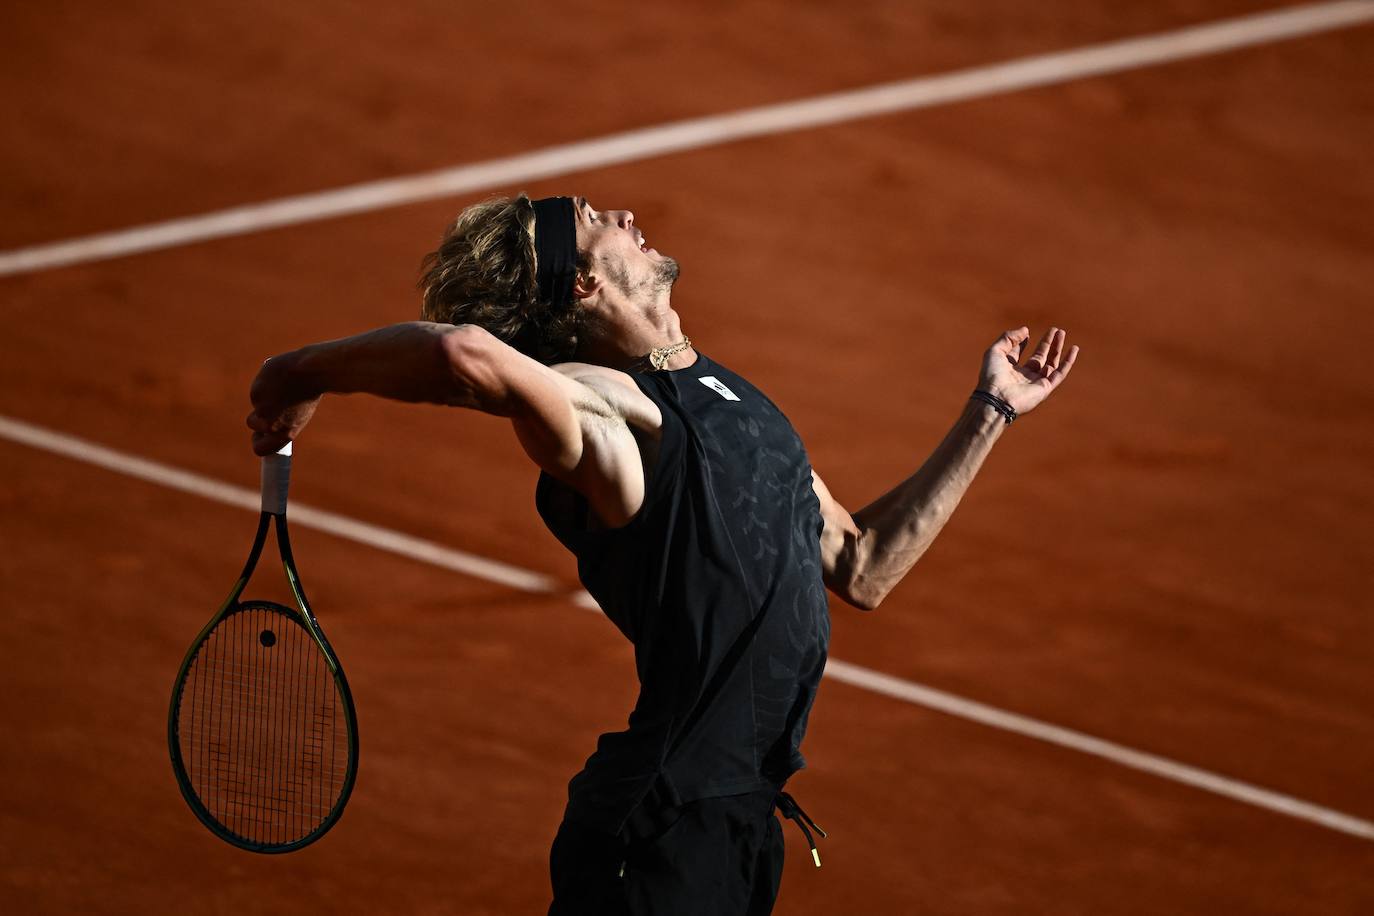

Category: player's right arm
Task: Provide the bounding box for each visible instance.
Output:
[248,321,656,526]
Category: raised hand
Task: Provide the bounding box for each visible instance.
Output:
[977,326,1079,417]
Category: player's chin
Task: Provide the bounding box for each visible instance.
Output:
[655,255,681,285]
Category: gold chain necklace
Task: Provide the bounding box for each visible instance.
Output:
[647,335,692,371]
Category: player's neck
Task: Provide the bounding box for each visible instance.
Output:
[578,305,696,372]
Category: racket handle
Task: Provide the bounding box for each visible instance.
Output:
[261,442,292,514]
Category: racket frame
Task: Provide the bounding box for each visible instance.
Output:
[168,498,359,854]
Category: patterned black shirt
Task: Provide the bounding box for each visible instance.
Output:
[535,351,830,837]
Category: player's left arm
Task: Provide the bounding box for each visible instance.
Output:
[817,326,1079,610]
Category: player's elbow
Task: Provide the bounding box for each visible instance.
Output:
[440,323,493,373]
[835,524,882,610]
[440,324,503,411]
[847,577,884,612]
[847,542,885,611]
[828,565,882,611]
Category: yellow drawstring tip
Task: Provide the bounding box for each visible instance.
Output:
[811,849,822,868]
[618,861,626,878]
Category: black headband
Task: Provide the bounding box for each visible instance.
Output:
[532,196,577,309]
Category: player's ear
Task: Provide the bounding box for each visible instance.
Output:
[572,268,602,301]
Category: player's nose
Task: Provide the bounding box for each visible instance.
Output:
[613,209,634,229]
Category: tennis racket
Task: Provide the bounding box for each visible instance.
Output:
[168,443,359,853]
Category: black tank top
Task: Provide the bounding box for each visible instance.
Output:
[535,351,830,837]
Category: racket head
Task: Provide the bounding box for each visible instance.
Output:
[168,597,359,853]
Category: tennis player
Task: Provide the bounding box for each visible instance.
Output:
[246,194,1078,914]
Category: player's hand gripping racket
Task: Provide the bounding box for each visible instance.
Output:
[168,443,358,852]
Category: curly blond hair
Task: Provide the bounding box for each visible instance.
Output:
[418,193,585,364]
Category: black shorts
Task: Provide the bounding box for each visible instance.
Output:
[548,784,786,916]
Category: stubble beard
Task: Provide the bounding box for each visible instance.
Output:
[652,255,681,296]
[609,254,681,302]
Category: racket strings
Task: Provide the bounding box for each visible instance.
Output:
[178,604,350,847]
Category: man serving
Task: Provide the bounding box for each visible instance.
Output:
[246,193,1079,915]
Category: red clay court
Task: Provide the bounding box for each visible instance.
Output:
[2,2,1372,913]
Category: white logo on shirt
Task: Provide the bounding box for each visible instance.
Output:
[697,376,740,401]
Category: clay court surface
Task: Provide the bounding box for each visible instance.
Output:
[2,2,1372,912]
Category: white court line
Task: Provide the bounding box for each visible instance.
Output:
[822,661,1374,840]
[1,1,1371,277]
[0,415,557,593]
[2,412,1371,842]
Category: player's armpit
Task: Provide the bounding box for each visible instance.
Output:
[447,325,657,526]
[812,470,873,610]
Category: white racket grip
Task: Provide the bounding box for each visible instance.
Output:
[261,442,293,514]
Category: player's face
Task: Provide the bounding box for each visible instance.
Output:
[573,196,679,300]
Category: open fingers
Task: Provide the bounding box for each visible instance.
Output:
[1026,328,1056,371]
[1046,328,1066,368]
[1052,343,1080,384]
[1043,339,1079,387]
[1031,327,1074,370]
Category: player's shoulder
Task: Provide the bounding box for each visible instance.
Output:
[549,360,630,383]
[546,360,638,397]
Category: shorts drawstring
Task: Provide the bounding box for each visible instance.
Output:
[774,790,827,867]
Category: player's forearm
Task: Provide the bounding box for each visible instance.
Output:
[274,321,480,407]
[850,399,1006,607]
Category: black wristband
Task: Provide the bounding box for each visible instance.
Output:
[970,388,1016,425]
